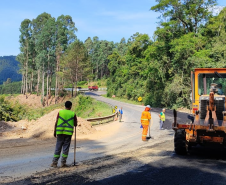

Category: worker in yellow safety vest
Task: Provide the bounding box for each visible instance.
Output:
[159,108,165,130]
[51,101,77,168]
[140,105,151,141]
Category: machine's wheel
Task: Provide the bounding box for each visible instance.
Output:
[174,129,187,155]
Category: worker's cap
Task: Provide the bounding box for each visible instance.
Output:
[146,105,151,108]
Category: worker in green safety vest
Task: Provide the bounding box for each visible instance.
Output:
[51,101,77,168]
[159,108,165,130]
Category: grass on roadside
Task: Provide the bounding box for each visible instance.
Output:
[0,93,113,122]
[73,95,112,119]
[26,95,112,121]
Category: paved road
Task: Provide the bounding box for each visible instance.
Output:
[3,92,226,185]
[0,91,176,184]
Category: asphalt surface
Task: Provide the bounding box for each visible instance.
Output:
[2,91,226,185]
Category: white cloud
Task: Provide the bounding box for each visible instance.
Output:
[209,5,225,15]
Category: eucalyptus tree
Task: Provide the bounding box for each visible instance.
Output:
[117,37,127,56]
[84,37,94,82]
[32,12,52,99]
[60,40,91,97]
[55,15,77,102]
[16,53,25,94]
[84,37,93,55]
[99,40,114,78]
[91,36,100,80]
[18,19,32,95]
[87,37,114,80]
[33,12,54,105]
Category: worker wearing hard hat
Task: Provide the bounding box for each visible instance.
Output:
[159,108,165,130]
[140,105,151,141]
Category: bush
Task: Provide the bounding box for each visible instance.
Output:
[77,81,87,86]
[59,89,68,97]
[0,95,27,121]
[0,81,21,94]
[73,94,112,118]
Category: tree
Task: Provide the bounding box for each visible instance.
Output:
[33,13,54,105]
[151,0,217,33]
[60,40,91,97]
[18,19,32,96]
[55,15,77,102]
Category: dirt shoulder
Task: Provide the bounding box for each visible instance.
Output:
[0,94,117,149]
[0,109,95,140]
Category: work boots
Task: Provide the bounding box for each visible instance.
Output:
[50,162,58,168]
[61,162,69,167]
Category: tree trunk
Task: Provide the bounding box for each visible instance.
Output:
[31,71,33,93]
[55,75,58,104]
[49,73,52,99]
[42,69,45,107]
[55,53,60,104]
[96,62,99,80]
[25,43,28,97]
[71,87,73,97]
[37,70,40,96]
[74,82,77,97]
[46,73,49,106]
[21,74,25,94]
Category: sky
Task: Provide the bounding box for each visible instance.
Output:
[0,0,225,56]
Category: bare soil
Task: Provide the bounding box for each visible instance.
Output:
[5,94,67,108]
[0,95,100,146]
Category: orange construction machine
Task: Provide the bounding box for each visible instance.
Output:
[173,68,226,154]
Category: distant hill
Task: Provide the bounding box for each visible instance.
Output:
[0,56,21,84]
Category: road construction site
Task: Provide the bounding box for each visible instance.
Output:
[1,92,226,185]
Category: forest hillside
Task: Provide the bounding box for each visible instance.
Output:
[0,56,21,84]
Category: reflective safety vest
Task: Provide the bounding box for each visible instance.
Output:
[141,111,151,125]
[56,110,75,135]
[160,112,165,121]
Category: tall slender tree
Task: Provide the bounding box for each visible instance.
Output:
[60,40,91,97]
[55,15,77,102]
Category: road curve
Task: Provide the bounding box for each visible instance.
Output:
[0,91,175,183]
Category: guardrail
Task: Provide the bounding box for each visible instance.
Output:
[86,113,116,124]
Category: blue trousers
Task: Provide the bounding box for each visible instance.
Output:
[160,120,164,129]
[53,134,72,163]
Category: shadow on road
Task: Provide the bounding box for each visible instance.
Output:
[8,140,226,185]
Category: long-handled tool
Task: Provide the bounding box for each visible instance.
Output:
[73,127,77,166]
[146,119,153,139]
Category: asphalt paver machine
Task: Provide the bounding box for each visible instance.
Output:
[173,68,226,154]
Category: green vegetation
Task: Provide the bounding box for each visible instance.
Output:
[0,56,21,85]
[17,13,80,103]
[107,0,226,109]
[26,95,112,121]
[0,95,26,121]
[74,95,112,118]
[0,94,112,122]
[0,81,21,94]
[2,0,224,111]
